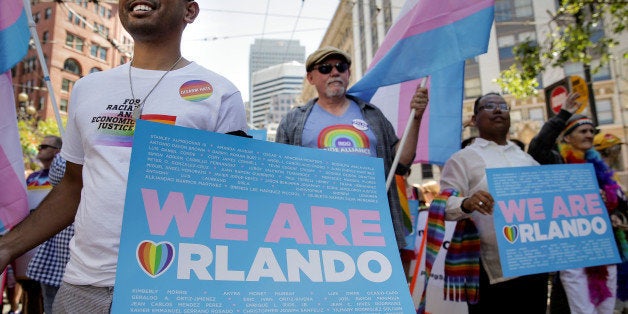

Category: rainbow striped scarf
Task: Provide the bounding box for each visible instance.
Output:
[417,189,480,314]
[444,217,480,303]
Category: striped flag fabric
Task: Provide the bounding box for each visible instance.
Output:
[1,0,30,74]
[395,174,414,232]
[0,0,31,235]
[0,73,28,234]
[348,0,494,165]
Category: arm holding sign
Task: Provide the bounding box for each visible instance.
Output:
[460,191,494,215]
[439,151,495,221]
[0,161,82,273]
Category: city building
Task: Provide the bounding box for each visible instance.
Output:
[250,61,305,135]
[12,1,131,122]
[463,0,628,185]
[306,0,628,186]
[248,38,305,126]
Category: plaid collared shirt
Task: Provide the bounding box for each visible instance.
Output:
[27,154,74,287]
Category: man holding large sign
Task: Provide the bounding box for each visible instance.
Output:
[111,120,415,313]
[275,46,429,253]
[0,1,248,311]
[438,93,548,313]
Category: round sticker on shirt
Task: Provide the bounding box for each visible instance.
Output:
[352,119,369,131]
[179,80,213,102]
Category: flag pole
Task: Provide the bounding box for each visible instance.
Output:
[22,0,64,137]
[386,77,427,191]
[409,217,429,295]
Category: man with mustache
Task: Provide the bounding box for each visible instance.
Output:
[438,93,548,313]
[275,46,429,255]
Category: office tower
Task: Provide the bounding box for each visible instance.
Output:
[248,38,305,126]
[250,61,304,132]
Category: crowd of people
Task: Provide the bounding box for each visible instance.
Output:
[429,92,628,314]
[2,0,627,313]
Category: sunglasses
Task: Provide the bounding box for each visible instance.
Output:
[478,102,510,112]
[38,144,59,150]
[314,62,349,74]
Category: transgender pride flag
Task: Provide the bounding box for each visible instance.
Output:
[0,0,31,235]
[348,0,494,165]
[1,0,29,74]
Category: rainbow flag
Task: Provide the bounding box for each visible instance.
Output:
[0,0,31,235]
[395,174,413,232]
[348,0,494,165]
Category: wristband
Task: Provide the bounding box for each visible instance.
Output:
[461,198,472,214]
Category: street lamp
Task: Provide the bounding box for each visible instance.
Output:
[26,104,37,116]
[17,91,38,121]
[18,91,29,103]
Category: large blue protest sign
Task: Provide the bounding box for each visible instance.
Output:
[111,120,414,313]
[487,164,621,278]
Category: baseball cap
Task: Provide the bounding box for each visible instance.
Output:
[305,46,351,72]
[594,133,623,151]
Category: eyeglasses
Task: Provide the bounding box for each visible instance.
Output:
[314,62,349,74]
[38,144,59,150]
[478,102,510,112]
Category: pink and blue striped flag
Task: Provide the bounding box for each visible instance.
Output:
[1,0,30,73]
[348,0,494,165]
[0,0,31,235]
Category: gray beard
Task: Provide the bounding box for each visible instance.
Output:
[325,86,346,98]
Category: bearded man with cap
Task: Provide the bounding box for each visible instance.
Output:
[276,46,429,254]
[529,92,627,314]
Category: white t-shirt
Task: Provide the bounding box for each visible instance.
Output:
[61,62,247,286]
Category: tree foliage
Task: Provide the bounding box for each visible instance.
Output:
[496,0,628,98]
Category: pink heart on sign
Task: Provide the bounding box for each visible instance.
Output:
[136,240,175,278]
[503,225,518,244]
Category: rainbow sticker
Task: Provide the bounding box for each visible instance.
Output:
[503,225,518,244]
[179,80,213,102]
[317,125,370,150]
[136,240,175,278]
[141,114,177,125]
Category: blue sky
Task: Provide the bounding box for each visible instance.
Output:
[181,0,339,102]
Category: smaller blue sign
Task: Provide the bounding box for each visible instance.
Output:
[487,164,621,277]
